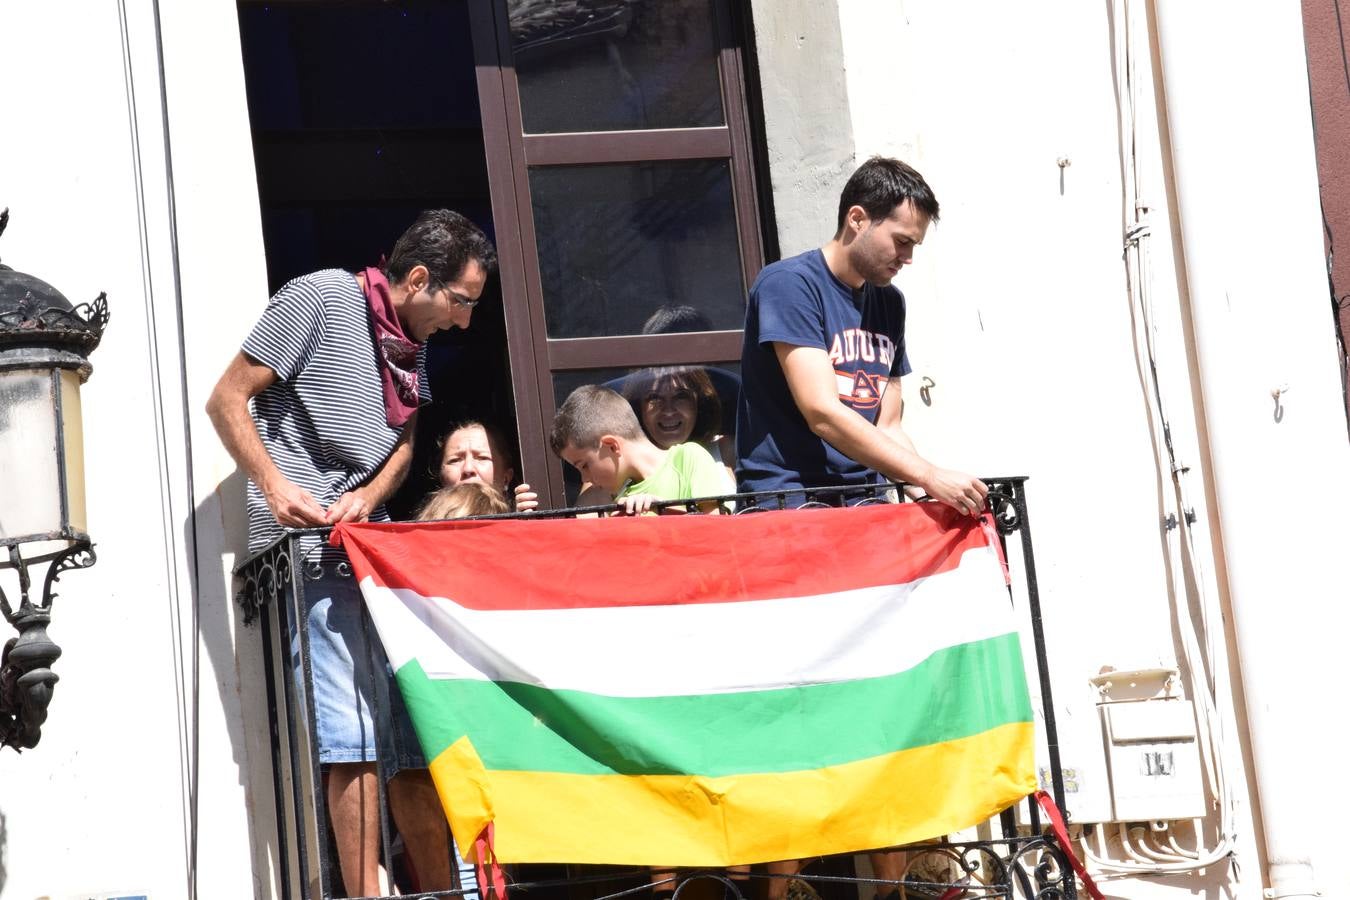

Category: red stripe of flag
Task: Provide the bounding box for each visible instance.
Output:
[333,503,989,612]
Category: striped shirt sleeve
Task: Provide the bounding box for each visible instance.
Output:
[242,276,329,381]
[417,343,432,404]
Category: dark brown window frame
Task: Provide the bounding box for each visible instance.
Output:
[470,0,767,506]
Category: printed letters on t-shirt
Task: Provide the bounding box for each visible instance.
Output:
[829,327,896,412]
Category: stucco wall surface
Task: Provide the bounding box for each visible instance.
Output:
[752,0,1349,896]
[2,1,1348,898]
[1151,5,1350,895]
[747,0,857,256]
[819,15,1260,897]
[0,1,272,898]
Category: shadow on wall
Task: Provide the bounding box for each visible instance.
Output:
[187,467,280,887]
[1,804,8,893]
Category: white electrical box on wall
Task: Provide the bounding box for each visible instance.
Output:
[1092,667,1206,822]
[1018,667,1207,827]
[1047,702,1117,824]
[1013,684,1116,827]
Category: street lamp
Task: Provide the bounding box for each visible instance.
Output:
[0,208,109,750]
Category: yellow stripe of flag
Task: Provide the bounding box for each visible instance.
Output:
[431,721,1036,866]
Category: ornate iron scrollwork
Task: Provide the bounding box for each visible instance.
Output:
[490,830,1083,900]
[235,541,296,627]
[984,481,1024,536]
[0,541,95,750]
[1006,835,1075,899]
[0,290,110,335]
[235,534,351,627]
[40,542,97,610]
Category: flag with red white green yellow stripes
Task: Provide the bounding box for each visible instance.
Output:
[332,503,1036,867]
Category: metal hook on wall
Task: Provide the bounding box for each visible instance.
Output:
[1271,383,1289,424]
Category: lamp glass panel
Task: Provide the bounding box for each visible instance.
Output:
[0,369,63,543]
[59,368,87,534]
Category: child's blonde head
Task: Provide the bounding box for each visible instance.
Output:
[416,481,510,521]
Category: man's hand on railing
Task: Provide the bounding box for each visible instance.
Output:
[920,468,989,517]
[325,489,373,525]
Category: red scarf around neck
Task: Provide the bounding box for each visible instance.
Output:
[360,267,422,428]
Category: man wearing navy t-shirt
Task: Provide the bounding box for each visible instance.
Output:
[736,156,987,516]
[736,157,987,900]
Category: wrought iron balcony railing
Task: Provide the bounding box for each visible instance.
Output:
[235,477,1076,900]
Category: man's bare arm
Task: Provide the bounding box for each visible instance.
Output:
[875,381,927,499]
[775,342,986,514]
[206,351,328,527]
[325,414,416,524]
[874,382,919,455]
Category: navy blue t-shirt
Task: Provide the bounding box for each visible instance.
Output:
[735,249,912,493]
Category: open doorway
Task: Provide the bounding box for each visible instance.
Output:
[237,0,517,520]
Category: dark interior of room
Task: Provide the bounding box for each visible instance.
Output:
[237,0,515,521]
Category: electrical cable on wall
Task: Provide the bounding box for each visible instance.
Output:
[1081,0,1241,880]
[116,3,200,897]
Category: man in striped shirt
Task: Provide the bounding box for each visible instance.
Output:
[208,210,496,896]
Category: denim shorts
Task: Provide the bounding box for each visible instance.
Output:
[290,568,422,769]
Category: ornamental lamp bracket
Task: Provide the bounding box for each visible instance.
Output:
[0,207,108,751]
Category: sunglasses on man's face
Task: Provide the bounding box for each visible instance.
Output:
[442,287,480,310]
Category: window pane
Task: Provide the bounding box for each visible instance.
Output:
[550,362,740,505]
[531,160,745,338]
[509,0,725,133]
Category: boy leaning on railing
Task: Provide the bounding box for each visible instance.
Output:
[549,384,727,517]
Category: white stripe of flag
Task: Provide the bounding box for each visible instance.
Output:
[360,543,1014,699]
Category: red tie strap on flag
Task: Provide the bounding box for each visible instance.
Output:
[475,823,508,900]
[979,512,1011,587]
[935,876,971,900]
[1034,791,1105,900]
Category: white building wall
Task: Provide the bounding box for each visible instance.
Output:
[1,1,1346,898]
[744,0,857,258]
[0,1,270,898]
[751,1,1350,897]
[150,0,282,893]
[1152,5,1350,897]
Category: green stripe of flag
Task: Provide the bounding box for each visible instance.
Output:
[396,632,1032,777]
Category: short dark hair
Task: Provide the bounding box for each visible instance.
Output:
[621,366,722,446]
[385,209,498,290]
[641,305,714,335]
[549,385,644,455]
[835,157,940,235]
